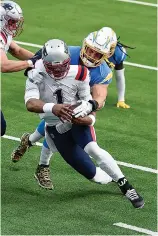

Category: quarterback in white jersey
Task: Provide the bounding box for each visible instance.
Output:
[25,39,113,187]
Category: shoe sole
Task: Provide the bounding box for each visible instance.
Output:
[135,202,145,209]
[34,174,54,190]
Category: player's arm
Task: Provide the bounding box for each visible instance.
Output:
[91,84,109,109]
[25,79,72,121]
[72,112,96,126]
[0,49,32,73]
[9,41,34,60]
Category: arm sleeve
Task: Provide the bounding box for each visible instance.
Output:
[115,68,125,101]
[24,79,40,104]
[77,70,92,101]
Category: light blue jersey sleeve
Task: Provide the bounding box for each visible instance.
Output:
[89,61,112,87]
[68,46,81,65]
[109,45,127,65]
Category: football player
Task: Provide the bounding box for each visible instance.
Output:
[25,39,144,208]
[25,38,114,187]
[0,1,42,135]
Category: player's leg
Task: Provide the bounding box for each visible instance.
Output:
[1,110,6,136]
[11,120,45,162]
[34,139,54,190]
[72,124,144,208]
[46,126,110,184]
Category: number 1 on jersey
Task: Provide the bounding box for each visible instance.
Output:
[54,89,63,104]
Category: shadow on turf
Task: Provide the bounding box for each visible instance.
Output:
[3,184,121,203]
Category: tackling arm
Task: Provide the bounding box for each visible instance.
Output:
[1,49,32,73]
[91,84,108,109]
[9,41,34,60]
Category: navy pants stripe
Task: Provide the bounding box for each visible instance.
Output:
[46,126,96,180]
[1,111,6,136]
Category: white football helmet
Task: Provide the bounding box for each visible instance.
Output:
[42,39,70,80]
[80,27,117,67]
[0,1,24,37]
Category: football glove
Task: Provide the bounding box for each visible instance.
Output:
[24,49,42,77]
[117,101,130,109]
[28,68,44,84]
[72,100,98,118]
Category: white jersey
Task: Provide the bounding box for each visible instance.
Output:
[0,30,12,53]
[25,59,92,126]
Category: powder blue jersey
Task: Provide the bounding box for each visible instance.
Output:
[109,45,127,65]
[68,46,112,87]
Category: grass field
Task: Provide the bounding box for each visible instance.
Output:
[1,0,157,235]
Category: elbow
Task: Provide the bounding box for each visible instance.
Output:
[26,100,35,112]
[1,65,9,73]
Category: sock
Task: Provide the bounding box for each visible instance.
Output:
[117,177,133,194]
[29,129,44,144]
[39,164,49,168]
[39,145,53,166]
[84,142,124,182]
[92,167,112,184]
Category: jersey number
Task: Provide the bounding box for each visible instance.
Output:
[54,89,63,104]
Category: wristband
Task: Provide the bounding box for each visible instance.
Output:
[88,114,96,126]
[43,103,55,113]
[27,60,34,67]
[88,100,99,111]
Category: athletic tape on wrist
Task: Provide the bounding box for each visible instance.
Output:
[88,114,96,126]
[43,103,55,113]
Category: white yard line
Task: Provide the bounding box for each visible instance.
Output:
[3,134,42,147]
[113,222,158,235]
[117,0,158,7]
[2,134,158,174]
[15,40,158,71]
[116,160,158,174]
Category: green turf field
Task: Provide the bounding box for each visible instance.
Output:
[1,0,157,235]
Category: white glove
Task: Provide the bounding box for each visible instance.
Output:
[28,68,44,84]
[72,100,93,118]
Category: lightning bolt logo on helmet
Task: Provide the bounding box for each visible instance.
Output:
[80,27,117,67]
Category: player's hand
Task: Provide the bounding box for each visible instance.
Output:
[52,104,73,122]
[25,49,43,77]
[117,101,130,109]
[29,49,42,65]
[72,100,93,118]
[71,116,93,126]
[27,68,44,84]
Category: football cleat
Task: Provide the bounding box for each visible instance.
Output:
[125,188,144,209]
[34,165,54,190]
[11,133,32,163]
